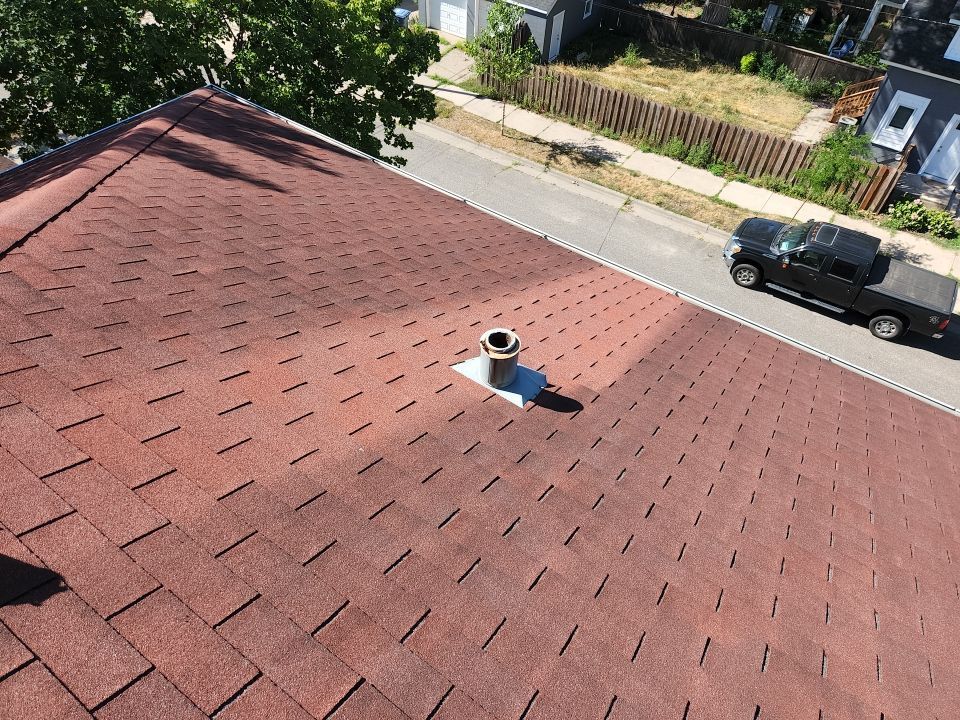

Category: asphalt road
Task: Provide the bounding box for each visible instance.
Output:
[391,123,960,411]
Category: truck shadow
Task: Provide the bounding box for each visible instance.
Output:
[762,287,960,361]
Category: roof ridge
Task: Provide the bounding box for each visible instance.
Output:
[0,88,217,257]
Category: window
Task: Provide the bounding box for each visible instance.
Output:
[793,250,827,270]
[583,0,593,18]
[828,258,859,282]
[946,28,960,61]
[813,225,838,246]
[872,91,930,151]
[774,222,813,253]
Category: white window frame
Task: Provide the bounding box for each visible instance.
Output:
[946,28,960,61]
[583,0,593,19]
[872,90,930,151]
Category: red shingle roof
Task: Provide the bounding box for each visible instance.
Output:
[1,88,959,720]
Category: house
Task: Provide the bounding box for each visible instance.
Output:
[419,0,600,61]
[860,0,960,191]
[1,87,960,719]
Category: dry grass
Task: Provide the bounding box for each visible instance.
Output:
[431,99,793,233]
[557,38,811,137]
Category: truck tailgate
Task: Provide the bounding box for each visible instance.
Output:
[864,255,958,315]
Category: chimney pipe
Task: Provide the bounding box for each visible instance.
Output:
[479,328,520,389]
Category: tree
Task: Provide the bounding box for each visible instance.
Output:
[463,0,537,135]
[0,0,440,163]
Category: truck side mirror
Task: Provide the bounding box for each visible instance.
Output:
[781,256,790,268]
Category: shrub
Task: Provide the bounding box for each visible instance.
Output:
[740,51,758,74]
[662,136,687,160]
[886,200,960,239]
[728,8,764,33]
[928,210,959,239]
[758,51,778,80]
[794,127,871,197]
[885,199,930,232]
[685,140,713,168]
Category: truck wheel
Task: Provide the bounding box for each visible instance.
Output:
[869,314,904,340]
[731,263,762,289]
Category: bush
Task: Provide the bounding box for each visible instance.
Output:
[662,136,687,160]
[794,127,871,196]
[728,8,764,33]
[885,200,960,239]
[685,140,712,168]
[740,51,758,74]
[758,51,778,80]
[928,210,960,240]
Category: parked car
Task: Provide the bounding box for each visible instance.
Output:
[723,218,958,341]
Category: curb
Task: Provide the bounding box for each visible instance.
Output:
[213,85,960,418]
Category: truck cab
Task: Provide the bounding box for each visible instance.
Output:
[723,218,958,341]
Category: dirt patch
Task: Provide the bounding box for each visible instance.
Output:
[431,99,794,233]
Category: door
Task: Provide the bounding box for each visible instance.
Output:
[548,10,564,62]
[816,255,861,307]
[780,248,828,294]
[439,0,467,37]
[921,114,960,185]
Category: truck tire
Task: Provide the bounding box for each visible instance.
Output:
[731,263,762,289]
[869,314,904,340]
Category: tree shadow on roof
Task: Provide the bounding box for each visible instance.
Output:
[0,554,67,607]
[0,89,350,202]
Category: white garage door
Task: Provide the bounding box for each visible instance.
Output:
[439,0,467,37]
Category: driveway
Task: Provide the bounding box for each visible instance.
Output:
[394,123,960,411]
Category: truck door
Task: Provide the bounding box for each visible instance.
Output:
[816,256,862,307]
[782,248,829,293]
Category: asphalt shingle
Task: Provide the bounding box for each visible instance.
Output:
[0,88,958,719]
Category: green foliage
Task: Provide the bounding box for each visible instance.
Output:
[740,52,758,74]
[884,200,960,240]
[727,8,764,33]
[708,160,738,177]
[662,136,687,160]
[794,127,871,198]
[465,0,538,88]
[622,43,642,68]
[684,140,712,168]
[855,50,885,70]
[465,0,538,131]
[758,51,779,80]
[0,0,441,163]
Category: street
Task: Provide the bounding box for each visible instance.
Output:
[394,123,960,411]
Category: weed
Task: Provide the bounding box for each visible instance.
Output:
[685,140,712,168]
[662,136,687,160]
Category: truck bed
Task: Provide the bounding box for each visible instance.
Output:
[864,255,958,315]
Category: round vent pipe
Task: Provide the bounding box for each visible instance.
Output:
[479,328,520,389]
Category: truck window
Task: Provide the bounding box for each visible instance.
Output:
[828,258,859,282]
[793,250,826,270]
[775,222,814,253]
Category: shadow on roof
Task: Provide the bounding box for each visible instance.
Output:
[532,389,584,413]
[0,88,351,202]
[0,555,67,607]
[166,95,350,193]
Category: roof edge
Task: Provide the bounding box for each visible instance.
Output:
[0,88,217,256]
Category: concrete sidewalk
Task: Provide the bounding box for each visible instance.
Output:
[420,49,960,279]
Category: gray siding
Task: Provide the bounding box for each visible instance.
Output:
[550,0,602,57]
[860,66,960,175]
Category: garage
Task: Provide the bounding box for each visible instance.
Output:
[438,0,467,37]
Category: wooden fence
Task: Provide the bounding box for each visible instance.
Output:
[599,7,880,85]
[482,67,904,213]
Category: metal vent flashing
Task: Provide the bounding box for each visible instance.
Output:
[452,328,547,407]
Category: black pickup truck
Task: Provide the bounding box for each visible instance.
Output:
[723,219,958,340]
